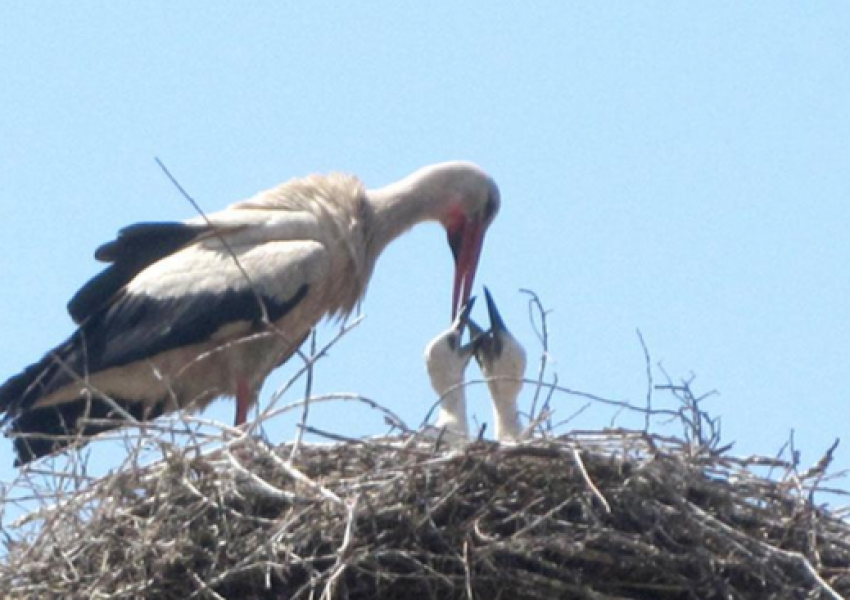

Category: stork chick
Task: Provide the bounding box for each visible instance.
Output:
[471,288,527,442]
[424,300,478,441]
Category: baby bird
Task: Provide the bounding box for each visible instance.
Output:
[424,299,478,440]
[470,288,527,442]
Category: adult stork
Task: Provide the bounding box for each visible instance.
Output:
[471,288,527,442]
[423,299,478,441]
[0,161,500,465]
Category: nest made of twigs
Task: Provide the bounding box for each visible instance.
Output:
[1,426,848,600]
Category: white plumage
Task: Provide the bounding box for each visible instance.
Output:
[472,289,527,442]
[1,162,500,464]
[423,300,478,440]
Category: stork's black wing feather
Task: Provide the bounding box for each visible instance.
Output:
[67,222,210,324]
[1,283,308,464]
[3,232,325,464]
[10,395,168,466]
[1,283,309,418]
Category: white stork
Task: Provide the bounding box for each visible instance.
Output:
[0,162,500,464]
[471,288,527,442]
[423,299,478,440]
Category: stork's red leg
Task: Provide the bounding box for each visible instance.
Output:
[235,379,251,426]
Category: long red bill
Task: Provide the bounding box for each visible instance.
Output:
[452,220,485,319]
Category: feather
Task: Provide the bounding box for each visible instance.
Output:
[68,222,210,324]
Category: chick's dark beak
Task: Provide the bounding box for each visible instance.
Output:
[451,297,476,335]
[483,287,506,335]
[448,297,483,360]
[482,287,507,356]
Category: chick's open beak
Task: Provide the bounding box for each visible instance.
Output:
[483,287,507,336]
[451,297,476,334]
[451,297,479,360]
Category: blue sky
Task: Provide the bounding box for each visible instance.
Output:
[1,3,849,522]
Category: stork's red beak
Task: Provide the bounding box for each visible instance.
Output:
[451,219,485,319]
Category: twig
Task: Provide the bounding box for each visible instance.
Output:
[520,288,553,424]
[155,158,272,325]
[570,447,611,513]
[290,329,319,462]
[636,328,653,433]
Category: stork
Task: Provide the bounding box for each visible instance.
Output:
[0,162,500,465]
[471,288,527,442]
[423,299,478,441]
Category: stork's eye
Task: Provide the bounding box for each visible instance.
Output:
[482,185,500,224]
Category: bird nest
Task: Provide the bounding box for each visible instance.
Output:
[1,420,848,599]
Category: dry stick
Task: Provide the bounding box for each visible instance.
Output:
[301,426,431,458]
[259,316,364,436]
[220,447,297,503]
[520,288,552,428]
[549,401,591,431]
[768,438,792,483]
[262,442,344,506]
[540,371,559,435]
[570,447,611,513]
[686,500,844,600]
[463,540,476,600]
[289,329,319,462]
[655,364,719,451]
[321,494,359,600]
[155,158,272,326]
[802,438,841,481]
[189,572,228,600]
[256,316,366,440]
[263,392,407,435]
[636,328,653,433]
[156,159,318,379]
[12,421,241,528]
[466,377,682,420]
[301,426,369,446]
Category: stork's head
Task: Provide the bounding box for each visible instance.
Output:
[434,164,500,319]
[469,288,527,404]
[367,161,500,318]
[424,298,481,395]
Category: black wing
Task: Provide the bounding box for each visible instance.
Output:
[9,395,168,466]
[1,283,308,417]
[67,222,210,324]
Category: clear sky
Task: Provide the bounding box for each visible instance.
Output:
[1,3,848,523]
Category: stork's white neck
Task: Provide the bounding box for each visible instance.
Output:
[490,381,523,442]
[364,161,492,259]
[434,384,470,438]
[365,173,444,258]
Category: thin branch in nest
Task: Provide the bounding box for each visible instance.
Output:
[549,401,590,432]
[3,431,850,598]
[321,494,360,600]
[266,449,344,506]
[289,328,319,461]
[156,158,283,334]
[463,540,475,600]
[655,365,720,452]
[258,315,365,438]
[520,288,555,430]
[509,378,682,421]
[636,328,653,433]
[570,446,611,513]
[262,392,409,438]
